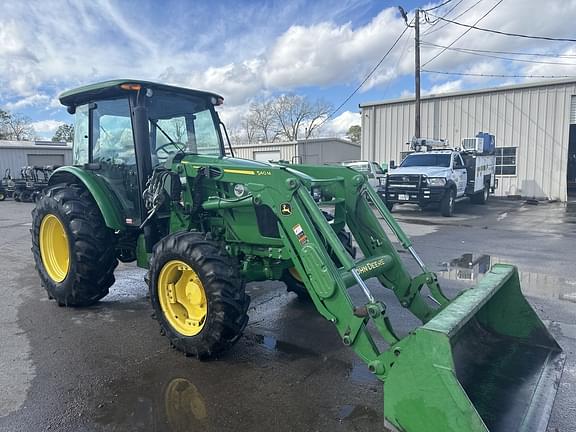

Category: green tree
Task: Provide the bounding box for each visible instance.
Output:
[346,125,361,144]
[52,124,74,142]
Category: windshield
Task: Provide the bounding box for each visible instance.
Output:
[343,162,370,173]
[148,92,222,164]
[400,153,451,168]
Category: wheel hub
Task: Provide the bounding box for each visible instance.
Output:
[158,260,207,336]
[39,214,70,282]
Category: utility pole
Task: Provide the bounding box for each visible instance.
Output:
[414,8,421,139]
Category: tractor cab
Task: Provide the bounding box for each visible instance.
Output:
[59,80,225,225]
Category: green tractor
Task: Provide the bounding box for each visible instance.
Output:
[32,80,564,432]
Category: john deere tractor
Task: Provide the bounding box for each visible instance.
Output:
[32,80,564,432]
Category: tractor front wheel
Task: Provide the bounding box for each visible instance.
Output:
[148,232,250,359]
[31,183,118,306]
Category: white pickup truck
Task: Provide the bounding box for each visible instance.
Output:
[384,146,496,216]
[341,160,387,198]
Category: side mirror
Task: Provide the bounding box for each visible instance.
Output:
[380,162,388,173]
[390,160,396,169]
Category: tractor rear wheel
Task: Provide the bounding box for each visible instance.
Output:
[31,183,118,306]
[283,229,356,300]
[148,232,250,359]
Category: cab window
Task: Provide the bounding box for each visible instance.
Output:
[92,99,135,165]
[453,154,465,169]
[73,104,89,164]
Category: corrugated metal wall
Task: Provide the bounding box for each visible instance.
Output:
[361,81,576,201]
[297,138,360,164]
[233,138,360,164]
[233,143,299,163]
[0,141,73,178]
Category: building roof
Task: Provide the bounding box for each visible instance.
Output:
[59,79,223,108]
[231,137,359,149]
[359,78,576,108]
[0,140,72,150]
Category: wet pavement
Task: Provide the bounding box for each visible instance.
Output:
[0,198,575,432]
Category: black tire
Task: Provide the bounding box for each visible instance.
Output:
[148,232,250,359]
[0,191,5,201]
[471,185,489,204]
[386,202,394,212]
[31,183,118,306]
[14,192,21,202]
[283,229,357,300]
[440,188,456,217]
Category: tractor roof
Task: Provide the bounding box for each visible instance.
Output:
[59,79,223,108]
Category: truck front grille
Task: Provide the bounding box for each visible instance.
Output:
[388,174,422,189]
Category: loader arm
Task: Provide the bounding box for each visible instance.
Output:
[192,161,564,432]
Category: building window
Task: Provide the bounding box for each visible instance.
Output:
[495,147,517,176]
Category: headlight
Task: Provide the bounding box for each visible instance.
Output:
[378,177,387,187]
[427,177,446,187]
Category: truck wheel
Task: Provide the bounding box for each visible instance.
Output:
[0,191,5,201]
[31,183,118,306]
[148,232,250,359]
[283,229,357,300]
[440,188,455,217]
[471,185,489,204]
[386,202,394,212]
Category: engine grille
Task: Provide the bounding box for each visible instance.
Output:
[387,174,422,189]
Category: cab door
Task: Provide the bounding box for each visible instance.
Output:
[452,154,467,196]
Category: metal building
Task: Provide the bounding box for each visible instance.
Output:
[360,79,576,201]
[232,137,360,164]
[0,140,73,177]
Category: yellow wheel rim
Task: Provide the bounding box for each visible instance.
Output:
[288,267,303,283]
[39,214,70,283]
[158,260,207,336]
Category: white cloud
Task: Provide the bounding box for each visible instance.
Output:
[2,0,576,124]
[30,119,65,136]
[425,79,463,95]
[5,94,50,111]
[326,111,361,136]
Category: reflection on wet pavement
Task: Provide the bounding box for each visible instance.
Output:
[439,253,576,303]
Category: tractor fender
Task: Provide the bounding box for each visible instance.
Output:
[48,166,125,230]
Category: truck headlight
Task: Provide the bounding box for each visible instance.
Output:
[427,177,446,187]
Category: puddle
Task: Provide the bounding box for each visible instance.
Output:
[439,253,576,303]
[94,375,209,432]
[338,404,378,422]
[348,360,377,385]
[248,333,319,358]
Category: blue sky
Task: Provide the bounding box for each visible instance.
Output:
[1,0,576,139]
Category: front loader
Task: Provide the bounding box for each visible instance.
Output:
[31,80,564,432]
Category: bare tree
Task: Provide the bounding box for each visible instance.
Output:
[2,112,35,141]
[247,100,279,143]
[270,95,331,141]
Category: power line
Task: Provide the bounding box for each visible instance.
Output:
[420,42,576,65]
[318,25,411,128]
[420,42,576,59]
[423,0,483,36]
[422,0,503,67]
[422,0,454,12]
[425,11,576,42]
[422,69,576,78]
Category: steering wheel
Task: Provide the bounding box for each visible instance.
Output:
[155,142,187,156]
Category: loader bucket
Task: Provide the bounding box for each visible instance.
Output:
[383,264,565,432]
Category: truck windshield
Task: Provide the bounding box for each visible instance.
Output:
[343,162,370,173]
[400,154,451,168]
[147,92,222,164]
